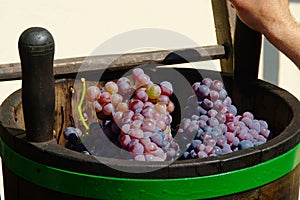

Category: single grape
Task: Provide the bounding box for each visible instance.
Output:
[243,111,254,120]
[160,81,173,96]
[118,81,132,96]
[129,99,144,113]
[116,102,129,112]
[103,103,114,116]
[92,101,102,112]
[141,119,156,132]
[219,89,227,100]
[104,81,118,94]
[117,77,131,85]
[213,100,224,112]
[135,88,148,102]
[157,95,169,104]
[86,86,101,102]
[201,78,213,87]
[99,92,111,105]
[130,120,143,129]
[132,113,144,121]
[167,101,175,113]
[238,140,254,150]
[197,85,210,98]
[120,134,131,148]
[155,119,166,131]
[129,141,145,155]
[136,74,150,86]
[260,128,270,138]
[111,93,123,106]
[134,154,146,161]
[202,99,213,110]
[209,90,219,102]
[121,124,131,135]
[132,68,144,81]
[128,128,144,139]
[146,84,161,99]
[207,109,218,118]
[210,80,223,92]
[154,102,167,114]
[207,117,219,128]
[197,151,208,158]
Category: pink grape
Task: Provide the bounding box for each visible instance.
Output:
[132,113,144,121]
[134,154,146,161]
[129,99,144,113]
[141,119,156,132]
[86,86,101,102]
[154,102,167,114]
[202,78,213,87]
[121,124,131,135]
[156,119,167,131]
[209,90,219,102]
[116,102,129,112]
[113,111,123,125]
[104,81,118,94]
[157,95,169,104]
[92,101,102,112]
[129,141,144,154]
[210,80,223,92]
[99,92,111,105]
[192,82,201,92]
[141,106,155,118]
[197,85,210,98]
[120,135,131,148]
[243,111,254,120]
[135,88,148,102]
[103,103,114,116]
[142,141,158,153]
[130,120,143,129]
[111,93,123,106]
[167,101,175,113]
[197,151,208,158]
[160,81,173,96]
[117,77,131,85]
[128,128,143,139]
[136,74,150,86]
[132,68,144,81]
[118,81,132,96]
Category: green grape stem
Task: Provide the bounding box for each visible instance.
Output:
[78,78,89,132]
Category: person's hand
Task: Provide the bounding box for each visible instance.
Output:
[229,0,295,35]
[229,0,300,68]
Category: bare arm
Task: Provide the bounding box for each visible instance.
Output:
[229,0,300,69]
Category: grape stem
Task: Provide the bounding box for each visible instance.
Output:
[78,78,89,132]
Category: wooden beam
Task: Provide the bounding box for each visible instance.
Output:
[211,0,234,73]
[0,45,226,81]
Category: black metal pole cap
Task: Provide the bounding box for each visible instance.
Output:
[18,27,54,54]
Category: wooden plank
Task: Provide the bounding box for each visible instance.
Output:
[0,45,226,81]
[211,0,234,73]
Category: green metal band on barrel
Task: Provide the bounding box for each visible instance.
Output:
[1,138,299,200]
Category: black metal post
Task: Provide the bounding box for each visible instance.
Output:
[18,27,55,142]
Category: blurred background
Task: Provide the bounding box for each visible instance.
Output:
[0,0,299,199]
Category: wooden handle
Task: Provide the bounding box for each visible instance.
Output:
[18,27,55,142]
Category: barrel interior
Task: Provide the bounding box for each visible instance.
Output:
[9,67,298,177]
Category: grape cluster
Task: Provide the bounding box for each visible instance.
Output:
[64,72,272,161]
[177,78,271,159]
[71,68,180,161]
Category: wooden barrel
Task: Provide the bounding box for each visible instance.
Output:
[0,67,299,200]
